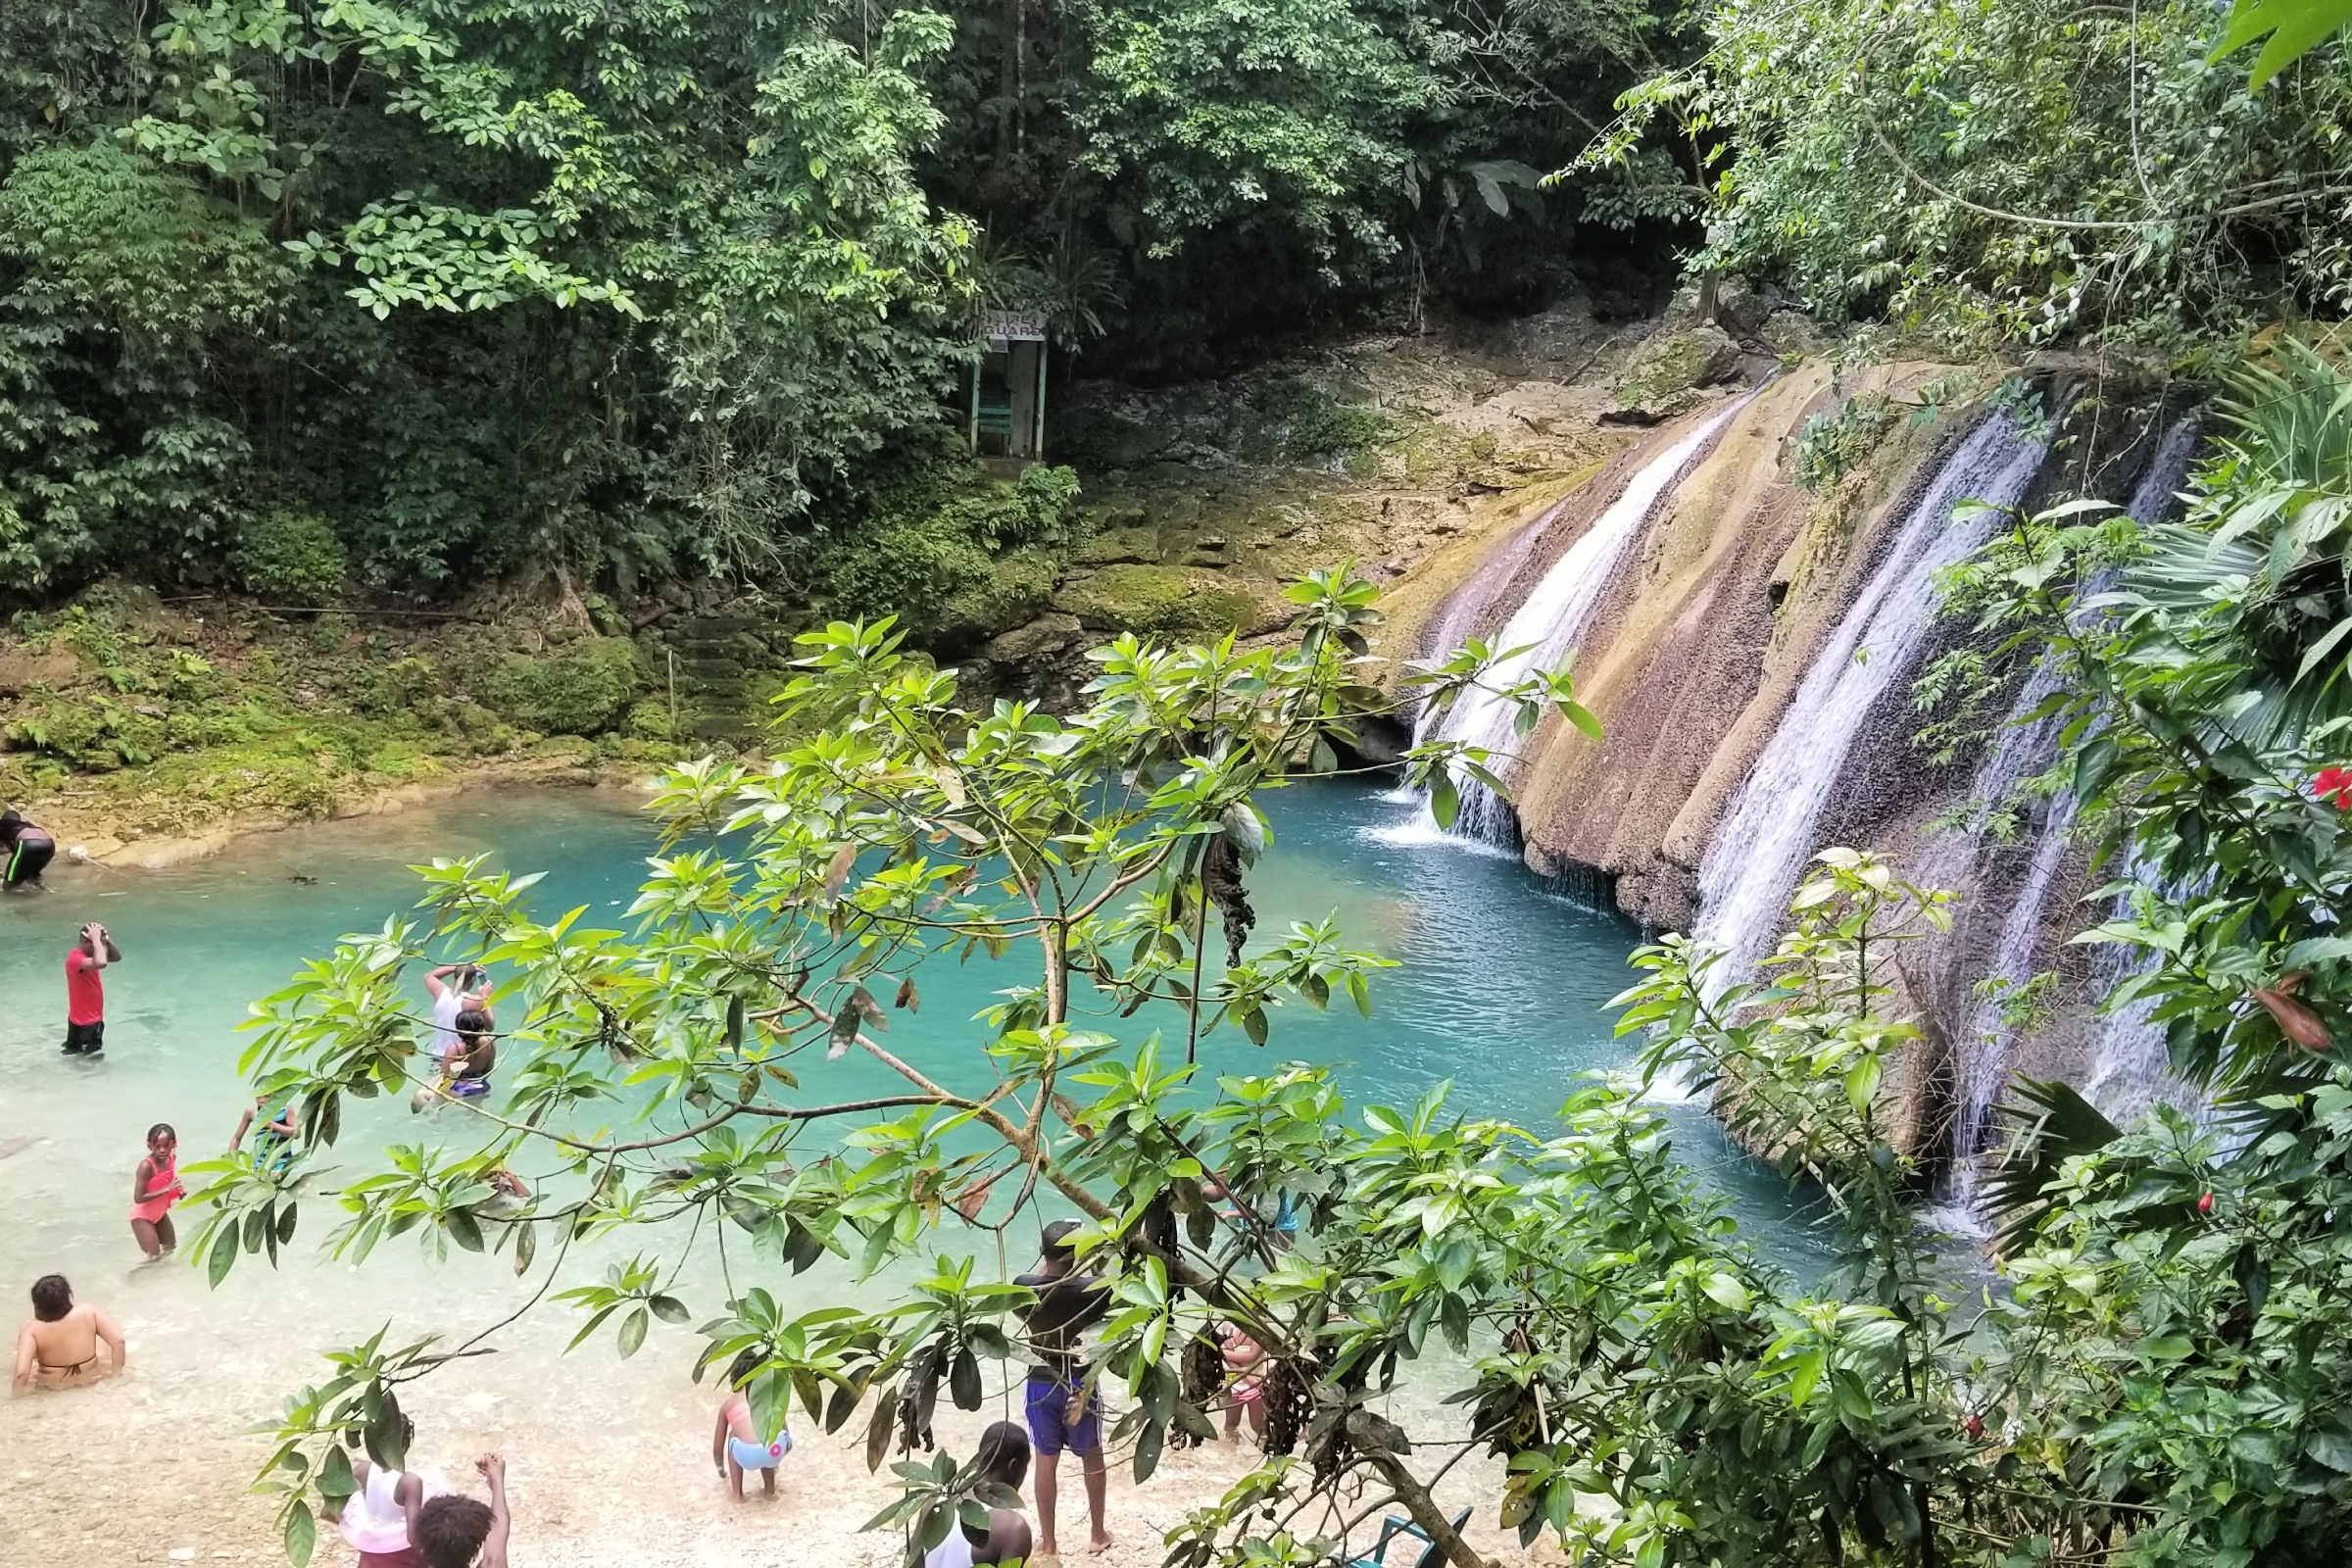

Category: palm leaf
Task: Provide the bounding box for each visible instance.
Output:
[1985,1077,2122,1251]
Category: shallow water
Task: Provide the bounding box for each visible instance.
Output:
[0,778,1815,1567]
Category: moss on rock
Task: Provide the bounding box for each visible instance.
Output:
[1616,324,1740,414]
[475,636,643,736]
[1054,564,1261,635]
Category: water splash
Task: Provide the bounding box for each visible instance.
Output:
[1693,416,2048,975]
[1405,396,1751,845]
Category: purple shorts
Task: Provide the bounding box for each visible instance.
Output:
[1024,1373,1101,1456]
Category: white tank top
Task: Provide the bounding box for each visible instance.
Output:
[339,1465,449,1553]
[924,1531,979,1568]
[431,990,466,1053]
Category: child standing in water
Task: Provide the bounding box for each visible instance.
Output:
[63,920,119,1054]
[711,1348,793,1499]
[129,1123,183,1260]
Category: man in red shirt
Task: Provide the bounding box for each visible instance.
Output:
[63,921,120,1054]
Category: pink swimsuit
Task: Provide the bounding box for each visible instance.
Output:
[130,1153,181,1222]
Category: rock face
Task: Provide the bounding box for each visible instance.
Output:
[1379,361,1982,928]
[1609,324,1743,423]
[1372,360,2198,1170]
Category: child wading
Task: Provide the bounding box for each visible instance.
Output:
[63,920,119,1054]
[129,1123,183,1260]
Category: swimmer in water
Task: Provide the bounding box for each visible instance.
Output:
[231,1089,301,1172]
[13,1273,125,1390]
[412,1010,497,1112]
[129,1123,184,1260]
[423,963,494,1054]
[712,1347,794,1499]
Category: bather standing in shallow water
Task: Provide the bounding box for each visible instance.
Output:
[12,1273,124,1390]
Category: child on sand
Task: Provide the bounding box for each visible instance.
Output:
[1220,1321,1267,1445]
[63,920,119,1054]
[13,1274,125,1390]
[339,1415,448,1568]
[412,1452,510,1568]
[711,1348,794,1499]
[925,1421,1034,1568]
[130,1123,184,1260]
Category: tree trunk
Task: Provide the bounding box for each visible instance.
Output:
[1346,1411,1492,1568]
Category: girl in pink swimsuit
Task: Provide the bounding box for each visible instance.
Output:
[129,1123,184,1260]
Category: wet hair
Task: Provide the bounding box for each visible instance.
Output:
[726,1348,763,1389]
[146,1123,176,1144]
[454,1008,493,1041]
[415,1494,496,1568]
[1039,1217,1083,1265]
[972,1419,1030,1489]
[30,1274,72,1321]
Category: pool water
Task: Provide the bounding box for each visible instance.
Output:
[0,777,1815,1568]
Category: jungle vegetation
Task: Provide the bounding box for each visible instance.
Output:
[9,0,2352,610]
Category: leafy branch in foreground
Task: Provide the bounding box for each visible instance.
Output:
[193,564,1614,1568]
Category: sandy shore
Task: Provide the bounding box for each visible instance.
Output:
[39,756,650,874]
[3,1323,1548,1568]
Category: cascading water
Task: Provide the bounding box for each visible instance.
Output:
[1408,397,1751,845]
[1385,507,1558,808]
[1941,416,2209,1164]
[1692,415,2048,975]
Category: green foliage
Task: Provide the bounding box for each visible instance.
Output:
[1923,338,2352,1562]
[189,567,1634,1568]
[820,463,1085,641]
[2217,0,2352,87]
[231,513,349,604]
[1589,0,2352,348]
[1073,0,1448,262]
[474,636,643,737]
[1281,401,1391,463]
[1793,394,1901,491]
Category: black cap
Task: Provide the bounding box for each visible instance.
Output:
[1040,1218,1083,1262]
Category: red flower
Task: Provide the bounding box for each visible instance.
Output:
[2198,1191,2215,1217]
[2315,767,2352,810]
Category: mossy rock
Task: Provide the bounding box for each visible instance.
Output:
[1616,324,1740,412]
[474,636,644,736]
[1054,564,1261,635]
[1072,525,1160,567]
[935,548,1062,646]
[624,698,675,741]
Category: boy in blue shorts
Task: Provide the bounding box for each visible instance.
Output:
[1016,1220,1112,1556]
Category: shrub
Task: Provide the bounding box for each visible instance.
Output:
[232,512,348,603]
[1282,400,1388,462]
[1793,394,1901,491]
[349,657,445,718]
[474,636,643,735]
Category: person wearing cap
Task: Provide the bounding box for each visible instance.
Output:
[1013,1219,1113,1556]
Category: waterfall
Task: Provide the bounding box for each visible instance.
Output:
[1417,397,1750,844]
[1692,415,2048,974]
[1945,415,2209,1159]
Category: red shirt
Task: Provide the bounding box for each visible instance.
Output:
[66,949,103,1025]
